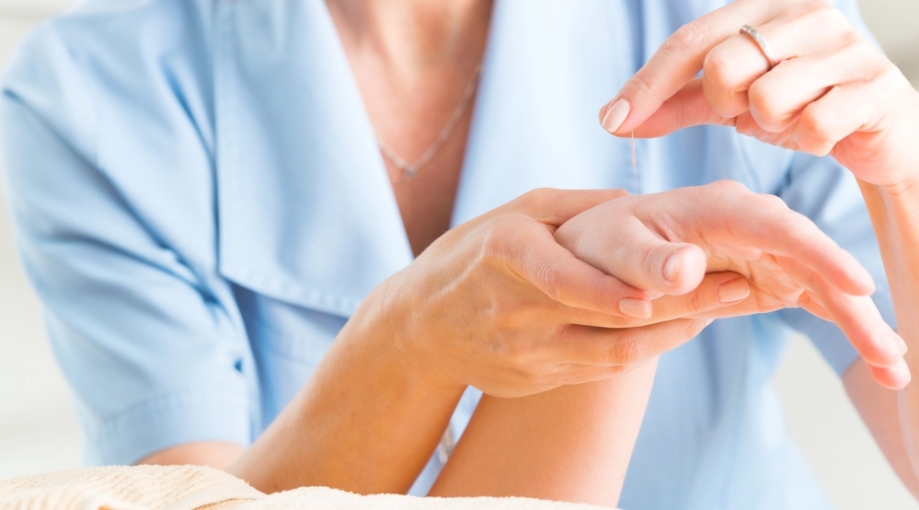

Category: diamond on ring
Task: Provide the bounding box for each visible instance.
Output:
[740,25,779,69]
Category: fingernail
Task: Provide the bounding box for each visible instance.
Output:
[663,250,684,284]
[718,278,751,303]
[894,334,909,356]
[892,358,911,384]
[600,98,631,134]
[619,298,652,319]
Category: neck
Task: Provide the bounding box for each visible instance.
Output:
[327,0,492,73]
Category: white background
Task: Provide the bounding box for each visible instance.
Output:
[1,1,918,508]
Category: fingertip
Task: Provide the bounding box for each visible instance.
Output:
[860,333,908,369]
[663,244,707,295]
[870,360,911,390]
[600,97,632,135]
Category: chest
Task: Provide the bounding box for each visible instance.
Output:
[343,68,484,257]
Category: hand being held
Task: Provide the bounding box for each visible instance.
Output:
[366,189,750,399]
[600,0,919,192]
[556,181,909,389]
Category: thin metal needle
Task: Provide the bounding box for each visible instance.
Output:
[630,130,636,170]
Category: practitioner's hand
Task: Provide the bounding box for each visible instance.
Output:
[362,189,748,399]
[555,181,909,389]
[599,0,919,193]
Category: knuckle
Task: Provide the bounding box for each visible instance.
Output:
[604,365,626,377]
[710,179,747,195]
[680,319,707,340]
[625,69,656,101]
[484,299,517,328]
[842,32,869,53]
[798,106,832,145]
[747,81,785,129]
[520,188,559,214]
[641,244,664,284]
[668,21,711,56]
[494,335,528,366]
[687,286,710,313]
[609,337,642,366]
[797,120,826,152]
[784,210,818,234]
[535,262,563,301]
[610,188,631,200]
[756,193,787,211]
[480,216,518,262]
[703,46,737,90]
[814,2,848,27]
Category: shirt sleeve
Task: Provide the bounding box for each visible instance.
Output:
[0,23,253,465]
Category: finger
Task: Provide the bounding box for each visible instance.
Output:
[795,73,897,157]
[563,272,750,328]
[555,318,714,368]
[795,292,833,323]
[631,47,889,143]
[598,0,779,135]
[778,254,906,369]
[818,291,903,369]
[629,78,736,138]
[557,211,707,296]
[747,41,886,133]
[505,188,631,227]
[686,283,833,321]
[692,184,876,296]
[702,11,854,121]
[508,220,651,317]
[868,359,911,391]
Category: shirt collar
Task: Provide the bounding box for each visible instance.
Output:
[213,0,638,316]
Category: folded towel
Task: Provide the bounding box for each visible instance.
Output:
[235,487,613,510]
[0,465,262,510]
[0,466,612,510]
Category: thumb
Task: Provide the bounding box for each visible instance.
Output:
[558,211,708,296]
[637,241,708,296]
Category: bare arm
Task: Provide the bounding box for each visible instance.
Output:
[136,188,735,493]
[843,180,919,498]
[590,0,919,494]
[138,184,886,498]
[431,361,659,507]
[844,359,919,496]
[139,442,245,470]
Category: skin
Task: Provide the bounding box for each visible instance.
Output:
[599,0,919,497]
[142,0,917,505]
[141,184,882,504]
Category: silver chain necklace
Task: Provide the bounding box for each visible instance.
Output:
[377,64,483,180]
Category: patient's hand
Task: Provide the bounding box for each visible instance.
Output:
[555,180,909,389]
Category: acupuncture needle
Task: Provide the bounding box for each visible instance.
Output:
[630,131,636,170]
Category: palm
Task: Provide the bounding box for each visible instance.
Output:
[696,237,822,320]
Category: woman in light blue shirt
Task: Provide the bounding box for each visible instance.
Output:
[3,0,919,508]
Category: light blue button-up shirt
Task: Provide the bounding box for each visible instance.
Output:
[0,0,894,508]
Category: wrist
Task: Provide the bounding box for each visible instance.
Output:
[350,275,467,398]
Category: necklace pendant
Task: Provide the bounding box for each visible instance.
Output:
[403,166,419,180]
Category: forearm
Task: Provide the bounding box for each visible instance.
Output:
[230,290,466,494]
[429,360,658,507]
[856,180,919,493]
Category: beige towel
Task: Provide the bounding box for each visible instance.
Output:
[0,466,612,510]
[0,465,262,510]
